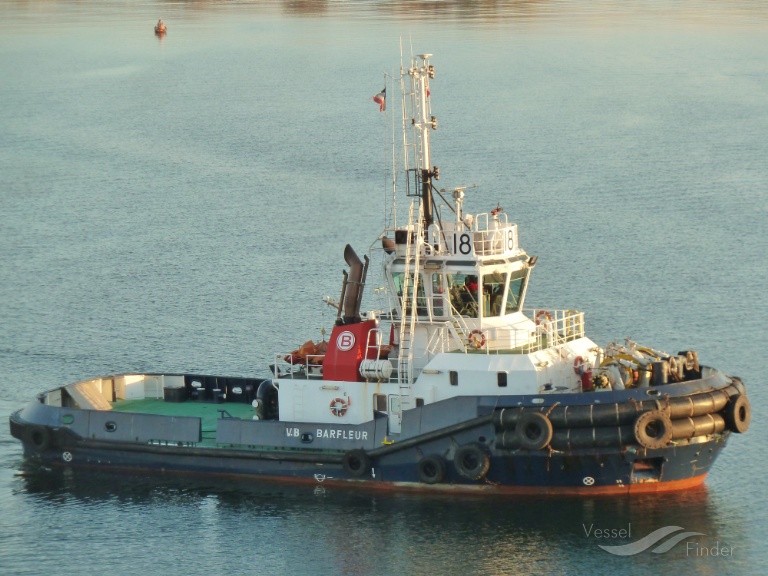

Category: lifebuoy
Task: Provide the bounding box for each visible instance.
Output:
[573,356,588,376]
[535,310,553,325]
[468,329,486,349]
[330,396,350,417]
[417,455,447,484]
[724,394,751,433]
[633,410,673,449]
[453,443,490,480]
[342,449,370,477]
[516,412,554,450]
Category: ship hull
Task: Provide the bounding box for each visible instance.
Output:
[9,420,723,496]
[9,375,738,496]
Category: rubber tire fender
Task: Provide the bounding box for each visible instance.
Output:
[453,443,490,481]
[27,426,50,451]
[633,410,673,449]
[516,412,554,450]
[417,454,447,485]
[723,394,751,433]
[342,449,370,478]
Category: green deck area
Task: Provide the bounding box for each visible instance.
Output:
[112,398,257,436]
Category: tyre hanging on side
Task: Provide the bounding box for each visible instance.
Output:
[516,412,554,450]
[342,449,370,477]
[453,443,490,480]
[27,426,50,451]
[723,394,751,433]
[417,454,447,484]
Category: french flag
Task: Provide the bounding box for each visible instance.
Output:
[372,87,386,112]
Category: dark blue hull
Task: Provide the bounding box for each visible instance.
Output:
[10,371,750,495]
[9,393,735,496]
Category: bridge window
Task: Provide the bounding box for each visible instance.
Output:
[392,272,427,316]
[482,272,506,317]
[447,273,479,318]
[506,269,528,314]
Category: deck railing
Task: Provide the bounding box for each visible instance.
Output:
[521,308,585,352]
[430,308,586,355]
[274,309,585,380]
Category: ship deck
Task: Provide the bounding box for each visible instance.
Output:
[112,398,257,443]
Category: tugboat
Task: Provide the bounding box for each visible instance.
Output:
[9,53,751,494]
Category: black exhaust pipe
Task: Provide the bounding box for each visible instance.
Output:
[342,244,365,324]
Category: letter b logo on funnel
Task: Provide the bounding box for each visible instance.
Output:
[337,331,355,351]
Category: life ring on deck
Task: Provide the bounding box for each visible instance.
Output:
[330,397,350,417]
[573,356,588,376]
[417,455,447,484]
[633,410,673,449]
[468,330,486,349]
[342,449,370,477]
[724,394,751,433]
[453,443,490,480]
[516,412,554,450]
[535,310,553,325]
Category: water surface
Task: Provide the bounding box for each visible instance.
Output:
[1,1,766,574]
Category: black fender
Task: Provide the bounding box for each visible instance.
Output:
[453,443,490,481]
[417,454,447,484]
[633,410,673,449]
[516,412,554,450]
[342,449,370,477]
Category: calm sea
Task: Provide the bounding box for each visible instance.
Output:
[1,1,766,574]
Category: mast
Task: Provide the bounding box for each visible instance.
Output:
[408,54,438,229]
[391,53,439,426]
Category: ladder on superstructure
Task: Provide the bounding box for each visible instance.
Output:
[394,54,433,415]
[397,201,424,410]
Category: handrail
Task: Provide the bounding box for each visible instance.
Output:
[365,327,384,360]
[473,211,510,230]
[274,309,586,380]
[406,308,586,359]
[273,353,325,379]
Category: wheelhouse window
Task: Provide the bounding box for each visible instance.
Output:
[447,273,479,318]
[392,271,428,316]
[482,272,506,317]
[391,266,527,319]
[506,269,528,314]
